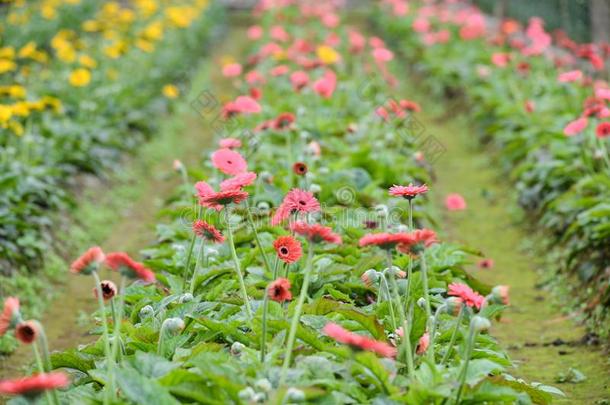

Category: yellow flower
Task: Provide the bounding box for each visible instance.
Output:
[0,105,12,123]
[56,45,76,63]
[142,21,163,41]
[8,85,26,99]
[135,39,154,53]
[0,59,16,74]
[0,47,15,59]
[8,120,24,136]
[18,41,36,58]
[69,68,91,87]
[162,84,179,99]
[79,54,97,68]
[166,7,194,28]
[82,20,99,32]
[316,45,340,65]
[11,101,29,117]
[41,96,63,113]
[41,5,57,19]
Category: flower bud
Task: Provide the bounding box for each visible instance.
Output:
[285,387,305,402]
[178,293,194,304]
[93,280,117,301]
[385,265,406,278]
[172,159,184,172]
[252,393,266,403]
[238,387,256,401]
[361,269,380,286]
[309,183,321,194]
[254,378,272,392]
[471,315,491,332]
[139,305,154,320]
[374,204,388,218]
[231,341,245,355]
[161,317,185,335]
[15,320,39,345]
[490,285,510,305]
[445,297,463,316]
[417,297,426,309]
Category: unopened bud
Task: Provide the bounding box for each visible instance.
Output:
[471,315,491,332]
[374,204,388,218]
[179,293,194,303]
[490,285,510,305]
[238,387,256,401]
[231,341,245,355]
[445,297,463,316]
[417,297,426,309]
[285,387,305,402]
[361,269,380,286]
[254,378,272,392]
[161,317,185,334]
[139,305,154,320]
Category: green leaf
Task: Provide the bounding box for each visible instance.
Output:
[115,366,180,404]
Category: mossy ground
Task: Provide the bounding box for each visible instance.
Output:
[406,86,610,403]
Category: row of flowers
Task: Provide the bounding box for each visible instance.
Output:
[1,1,562,403]
[0,0,223,314]
[375,0,610,338]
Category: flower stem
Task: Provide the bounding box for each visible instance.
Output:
[388,275,414,375]
[279,242,314,386]
[454,320,478,404]
[428,304,446,363]
[245,199,273,276]
[441,305,464,365]
[224,208,253,320]
[182,206,202,291]
[33,342,56,405]
[380,274,397,332]
[419,254,433,331]
[260,258,280,362]
[189,239,206,294]
[35,322,60,405]
[92,271,114,403]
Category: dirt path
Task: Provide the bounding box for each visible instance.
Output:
[406,90,610,402]
[0,20,248,380]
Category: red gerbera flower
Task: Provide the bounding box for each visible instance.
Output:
[105,252,155,283]
[290,70,309,91]
[15,321,39,344]
[0,297,20,337]
[398,228,438,254]
[196,181,249,211]
[399,99,422,113]
[0,372,70,397]
[448,282,485,309]
[69,246,105,275]
[596,122,610,138]
[358,232,414,250]
[273,235,303,264]
[477,258,494,269]
[192,220,225,243]
[211,148,248,175]
[290,221,342,244]
[389,183,428,199]
[271,189,320,225]
[93,280,117,301]
[273,112,295,130]
[220,172,257,191]
[323,323,396,357]
[267,278,292,302]
[292,162,308,176]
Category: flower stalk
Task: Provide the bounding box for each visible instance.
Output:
[279,242,314,386]
[224,208,253,320]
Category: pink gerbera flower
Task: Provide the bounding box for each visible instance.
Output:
[290,70,309,91]
[372,47,394,63]
[196,181,248,210]
[222,96,261,118]
[268,278,292,302]
[445,193,467,211]
[15,321,39,344]
[222,63,242,78]
[273,235,302,264]
[219,138,242,149]
[389,183,428,199]
[563,117,588,136]
[0,372,70,397]
[271,189,320,225]
[359,232,414,250]
[0,297,20,337]
[557,69,583,83]
[192,220,225,243]
[105,252,155,283]
[396,228,437,255]
[272,112,295,130]
[211,148,248,175]
[313,70,337,99]
[323,323,396,357]
[69,246,105,275]
[447,282,485,309]
[416,331,430,355]
[290,221,342,244]
[93,280,117,301]
[220,172,257,191]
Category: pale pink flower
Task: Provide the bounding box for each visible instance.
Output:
[445,193,467,211]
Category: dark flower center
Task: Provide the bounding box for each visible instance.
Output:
[280,247,289,255]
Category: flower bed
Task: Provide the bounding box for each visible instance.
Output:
[0,0,223,273]
[375,0,610,338]
[1,1,565,403]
